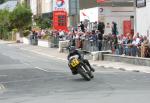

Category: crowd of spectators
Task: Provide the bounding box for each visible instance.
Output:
[114,33,150,58]
[31,21,150,58]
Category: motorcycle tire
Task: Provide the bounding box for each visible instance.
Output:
[84,65,94,79]
[77,66,91,81]
[88,72,94,78]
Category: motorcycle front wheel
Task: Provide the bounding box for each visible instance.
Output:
[77,66,91,81]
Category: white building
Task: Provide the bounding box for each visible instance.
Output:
[80,7,134,35]
[0,0,17,11]
[135,0,150,38]
[29,0,53,16]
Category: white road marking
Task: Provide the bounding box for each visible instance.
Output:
[21,48,67,62]
[35,67,49,72]
[0,84,5,91]
[0,75,8,77]
[34,67,68,73]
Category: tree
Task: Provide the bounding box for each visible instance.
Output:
[34,16,52,29]
[0,9,10,28]
[10,4,32,37]
[0,9,10,39]
[0,0,7,4]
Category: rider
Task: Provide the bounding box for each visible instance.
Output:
[67,46,95,75]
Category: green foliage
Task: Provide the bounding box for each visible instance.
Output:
[0,3,32,39]
[0,9,10,27]
[34,16,52,29]
[10,4,32,30]
[12,28,18,33]
[23,30,30,37]
[41,34,49,40]
[0,0,7,4]
[0,9,10,39]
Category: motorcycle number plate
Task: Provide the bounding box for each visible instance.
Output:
[71,59,79,67]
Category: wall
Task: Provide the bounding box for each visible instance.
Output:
[80,7,134,35]
[30,0,53,15]
[42,0,53,13]
[100,7,134,35]
[103,54,150,67]
[136,0,150,38]
[80,7,99,22]
[79,0,133,10]
[30,0,37,15]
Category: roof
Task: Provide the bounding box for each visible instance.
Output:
[0,1,18,11]
[80,0,134,10]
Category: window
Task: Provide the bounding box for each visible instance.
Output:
[136,0,146,8]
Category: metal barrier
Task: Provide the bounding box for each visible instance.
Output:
[73,39,112,52]
[48,35,113,52]
[49,36,59,48]
[112,44,145,57]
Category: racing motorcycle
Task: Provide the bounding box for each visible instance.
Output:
[68,55,94,81]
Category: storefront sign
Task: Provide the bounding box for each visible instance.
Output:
[96,0,105,3]
[53,11,68,32]
[53,0,69,11]
[53,0,69,32]
[136,0,146,8]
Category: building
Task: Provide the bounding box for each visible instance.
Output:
[79,0,134,10]
[14,0,150,37]
[28,0,53,16]
[135,0,150,37]
[79,0,135,35]
[0,0,18,11]
[79,0,150,37]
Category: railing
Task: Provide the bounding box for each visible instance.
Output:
[71,39,112,52]
[48,35,150,58]
[49,36,59,48]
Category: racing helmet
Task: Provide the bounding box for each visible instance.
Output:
[69,46,76,53]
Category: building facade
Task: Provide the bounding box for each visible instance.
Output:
[26,0,53,16]
[79,0,135,35]
[135,0,150,37]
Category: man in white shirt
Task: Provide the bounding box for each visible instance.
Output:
[131,33,140,56]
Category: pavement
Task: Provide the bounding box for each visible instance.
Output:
[1,40,150,74]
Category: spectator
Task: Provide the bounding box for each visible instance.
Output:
[32,31,38,45]
[112,21,118,36]
[29,31,33,45]
[96,30,103,51]
[118,34,124,55]
[127,35,133,56]
[123,34,132,56]
[112,35,118,54]
[93,21,98,31]
[132,37,138,56]
[59,30,65,40]
[80,21,85,32]
[98,21,105,35]
[141,36,150,57]
[105,22,112,36]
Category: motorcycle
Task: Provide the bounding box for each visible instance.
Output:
[68,55,94,81]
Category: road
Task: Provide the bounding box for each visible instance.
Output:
[0,43,150,103]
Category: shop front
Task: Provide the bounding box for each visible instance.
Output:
[80,7,134,36]
[52,0,69,32]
